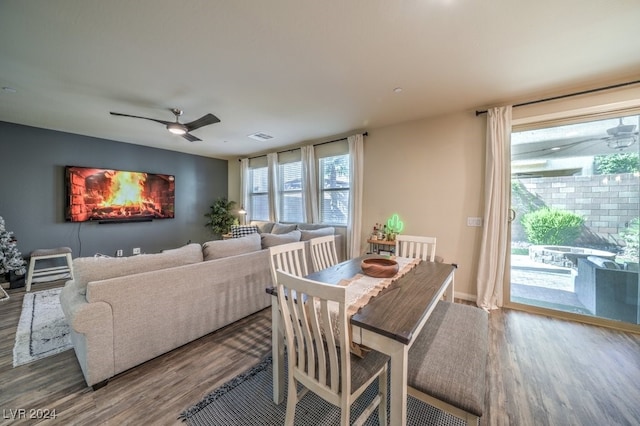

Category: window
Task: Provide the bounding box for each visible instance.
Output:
[279,160,303,223]
[319,154,350,225]
[249,166,269,221]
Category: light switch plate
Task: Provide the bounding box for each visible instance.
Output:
[467,217,483,227]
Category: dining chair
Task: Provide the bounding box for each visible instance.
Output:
[275,269,389,426]
[395,234,437,262]
[309,234,339,272]
[268,241,309,284]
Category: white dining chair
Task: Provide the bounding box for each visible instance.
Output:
[309,234,339,272]
[275,269,389,426]
[395,234,437,262]
[268,241,311,404]
[268,241,309,284]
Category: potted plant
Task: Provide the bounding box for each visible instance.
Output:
[205,197,238,237]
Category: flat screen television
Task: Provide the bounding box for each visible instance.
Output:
[65,166,175,223]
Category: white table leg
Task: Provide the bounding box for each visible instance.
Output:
[271,297,285,404]
[361,327,409,426]
[445,273,455,301]
[388,342,408,426]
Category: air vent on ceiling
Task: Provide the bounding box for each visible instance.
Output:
[248,132,274,141]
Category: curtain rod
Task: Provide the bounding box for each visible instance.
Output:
[475,79,640,116]
[239,132,368,161]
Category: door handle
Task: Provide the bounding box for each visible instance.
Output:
[509,209,516,223]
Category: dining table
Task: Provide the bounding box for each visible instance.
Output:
[267,254,456,425]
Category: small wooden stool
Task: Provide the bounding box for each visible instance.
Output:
[25,247,74,292]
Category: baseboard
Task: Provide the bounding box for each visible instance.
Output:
[455,291,477,302]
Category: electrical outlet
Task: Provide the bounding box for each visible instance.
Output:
[133,247,141,255]
[116,249,123,257]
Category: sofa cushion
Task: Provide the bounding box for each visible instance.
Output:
[73,243,203,295]
[297,223,337,231]
[230,224,259,238]
[250,221,275,234]
[261,229,301,248]
[300,226,335,241]
[271,223,298,234]
[161,243,204,260]
[203,232,261,261]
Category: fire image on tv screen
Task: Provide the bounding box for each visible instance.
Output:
[65,166,175,222]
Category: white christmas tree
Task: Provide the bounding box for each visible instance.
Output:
[0,216,26,276]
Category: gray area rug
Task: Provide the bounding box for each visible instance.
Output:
[179,355,467,426]
[13,287,72,367]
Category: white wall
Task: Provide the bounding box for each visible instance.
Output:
[228,83,640,301]
[361,111,486,299]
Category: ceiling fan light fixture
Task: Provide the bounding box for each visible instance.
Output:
[167,122,187,135]
[606,135,637,150]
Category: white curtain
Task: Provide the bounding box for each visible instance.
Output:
[267,152,279,222]
[347,134,364,259]
[477,106,512,310]
[240,158,250,224]
[301,145,319,223]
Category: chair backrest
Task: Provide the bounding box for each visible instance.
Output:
[268,241,309,285]
[275,269,349,402]
[309,235,339,272]
[395,235,437,262]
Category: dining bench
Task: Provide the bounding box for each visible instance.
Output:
[407,300,489,425]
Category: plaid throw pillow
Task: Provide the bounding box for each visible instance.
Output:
[231,225,259,238]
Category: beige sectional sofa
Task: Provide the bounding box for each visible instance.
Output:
[60,225,342,388]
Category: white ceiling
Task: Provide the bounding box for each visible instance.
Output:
[1,0,639,160]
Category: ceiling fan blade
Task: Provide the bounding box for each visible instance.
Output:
[110,111,171,126]
[182,132,201,142]
[184,113,220,132]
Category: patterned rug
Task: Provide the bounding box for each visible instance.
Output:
[13,287,72,367]
[179,355,467,426]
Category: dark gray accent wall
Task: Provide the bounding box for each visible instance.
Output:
[0,121,227,258]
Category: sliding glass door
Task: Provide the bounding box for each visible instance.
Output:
[509,113,640,327]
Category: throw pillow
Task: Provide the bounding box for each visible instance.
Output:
[261,229,302,249]
[73,243,203,295]
[203,232,261,261]
[300,227,335,241]
[231,224,259,238]
[250,221,275,234]
[271,223,298,234]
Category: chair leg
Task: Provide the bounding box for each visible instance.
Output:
[25,257,36,292]
[341,404,350,426]
[284,375,298,426]
[65,253,74,280]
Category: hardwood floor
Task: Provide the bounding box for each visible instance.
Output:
[1,282,639,425]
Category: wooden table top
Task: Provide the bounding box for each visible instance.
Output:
[269,255,455,345]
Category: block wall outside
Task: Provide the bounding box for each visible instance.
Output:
[511,173,639,250]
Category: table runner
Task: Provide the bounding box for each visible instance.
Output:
[317,256,421,357]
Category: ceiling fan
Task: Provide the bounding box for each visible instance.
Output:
[603,118,638,149]
[109,108,220,142]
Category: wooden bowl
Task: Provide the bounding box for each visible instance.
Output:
[361,258,399,278]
